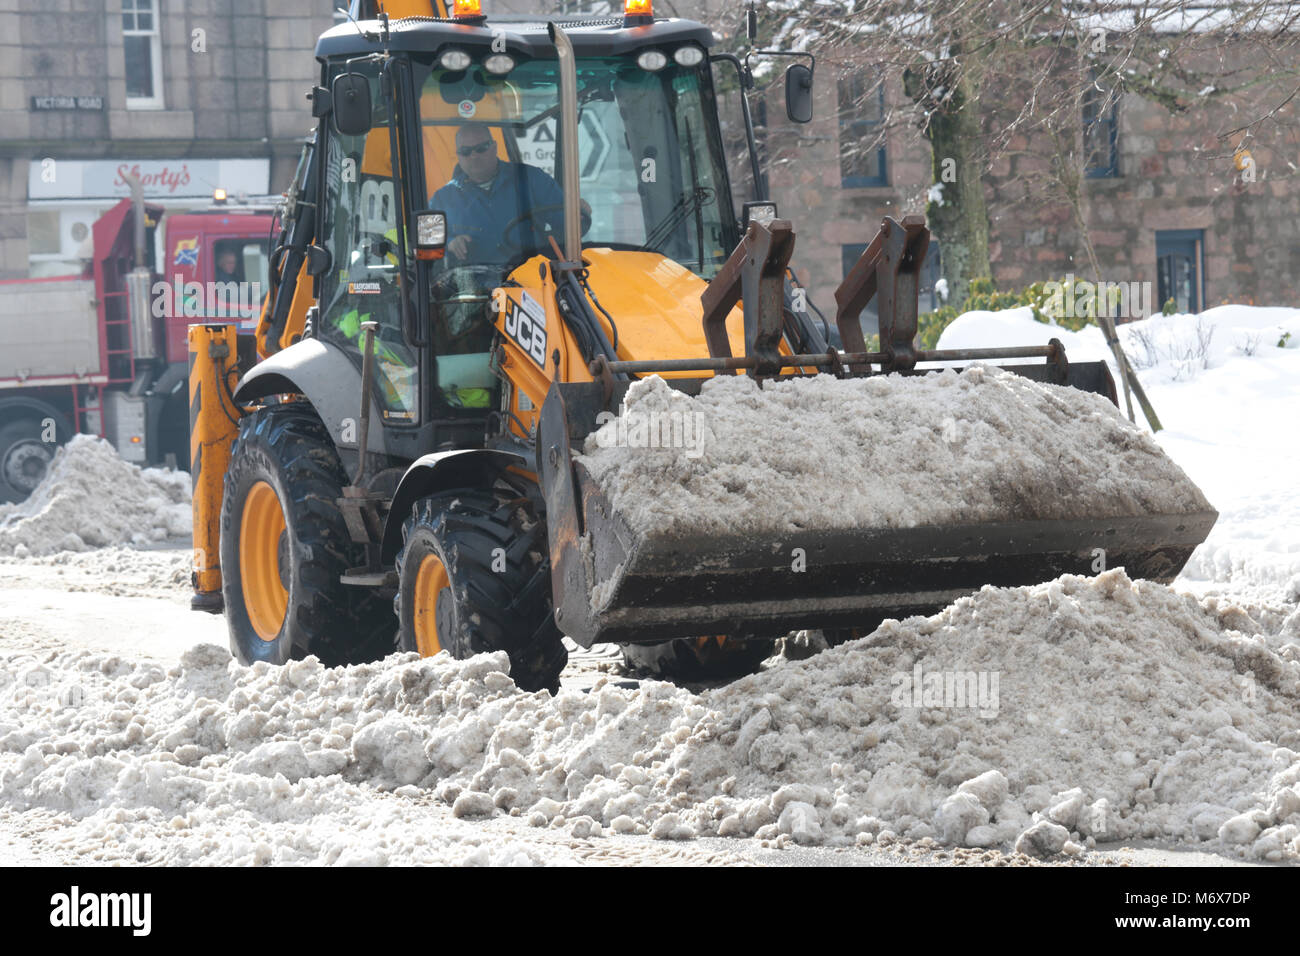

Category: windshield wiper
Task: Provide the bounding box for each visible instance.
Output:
[520,80,613,133]
[639,186,715,254]
[684,118,705,274]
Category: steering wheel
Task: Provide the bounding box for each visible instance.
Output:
[430,263,503,346]
[431,263,499,297]
[500,203,592,255]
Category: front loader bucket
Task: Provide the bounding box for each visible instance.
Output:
[535,213,1214,648]
[538,378,1216,648]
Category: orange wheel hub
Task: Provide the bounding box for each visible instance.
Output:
[240,480,289,641]
[413,553,450,656]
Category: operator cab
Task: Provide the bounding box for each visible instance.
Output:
[312,13,739,432]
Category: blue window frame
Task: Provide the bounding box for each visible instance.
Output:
[1156,230,1205,314]
[838,73,887,187]
[1083,78,1119,178]
[922,238,943,312]
[841,243,879,337]
[841,238,942,341]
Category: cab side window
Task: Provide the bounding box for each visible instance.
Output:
[318,66,418,422]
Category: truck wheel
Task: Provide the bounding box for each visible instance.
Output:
[394,490,567,694]
[619,636,776,682]
[0,417,59,504]
[220,402,394,667]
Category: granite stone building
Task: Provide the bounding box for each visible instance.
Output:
[0,0,338,279]
[4,0,1294,322]
[762,44,1300,325]
[502,3,1297,323]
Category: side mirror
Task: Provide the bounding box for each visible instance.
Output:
[332,72,372,136]
[305,244,332,277]
[785,63,813,124]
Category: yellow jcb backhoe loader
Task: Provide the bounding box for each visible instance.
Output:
[188,0,1216,692]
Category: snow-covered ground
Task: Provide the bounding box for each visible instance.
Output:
[0,305,1296,866]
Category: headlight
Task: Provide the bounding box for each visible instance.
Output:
[439,48,473,71]
[414,211,447,260]
[418,213,446,246]
[636,50,668,72]
[673,45,704,67]
[742,201,778,230]
[483,53,516,75]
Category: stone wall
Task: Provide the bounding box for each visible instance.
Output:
[0,0,336,277]
[5,0,1296,310]
[765,40,1300,317]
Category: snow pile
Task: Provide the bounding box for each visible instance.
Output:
[3,569,1297,863]
[938,305,1300,602]
[0,546,192,600]
[937,304,1300,385]
[936,305,1113,367]
[0,435,191,557]
[579,369,1210,539]
[1115,306,1300,384]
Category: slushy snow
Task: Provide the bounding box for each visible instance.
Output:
[0,435,190,557]
[0,305,1295,866]
[580,368,1211,539]
[2,569,1296,864]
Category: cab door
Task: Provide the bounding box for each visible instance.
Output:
[316,62,421,424]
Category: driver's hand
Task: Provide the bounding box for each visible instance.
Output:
[448,235,473,260]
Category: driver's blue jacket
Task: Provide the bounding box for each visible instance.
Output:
[432,162,565,264]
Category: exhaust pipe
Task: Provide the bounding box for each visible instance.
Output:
[547,22,582,262]
[122,171,159,361]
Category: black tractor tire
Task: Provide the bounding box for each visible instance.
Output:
[394,489,567,694]
[220,402,394,667]
[619,636,777,682]
[0,415,61,504]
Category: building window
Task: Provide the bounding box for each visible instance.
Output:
[838,73,887,187]
[1083,78,1119,178]
[841,243,879,337]
[922,238,943,312]
[1156,230,1204,313]
[123,0,163,110]
[841,238,943,341]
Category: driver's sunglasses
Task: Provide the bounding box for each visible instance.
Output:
[457,142,495,157]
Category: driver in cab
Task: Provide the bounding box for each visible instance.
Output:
[433,122,588,263]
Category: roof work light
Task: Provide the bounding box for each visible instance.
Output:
[624,0,653,26]
[451,0,483,20]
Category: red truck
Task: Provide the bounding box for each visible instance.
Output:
[0,196,275,502]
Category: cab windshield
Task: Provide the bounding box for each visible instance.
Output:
[416,54,736,278]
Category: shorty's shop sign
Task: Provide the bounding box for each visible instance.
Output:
[114,162,193,194]
[28,158,269,200]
